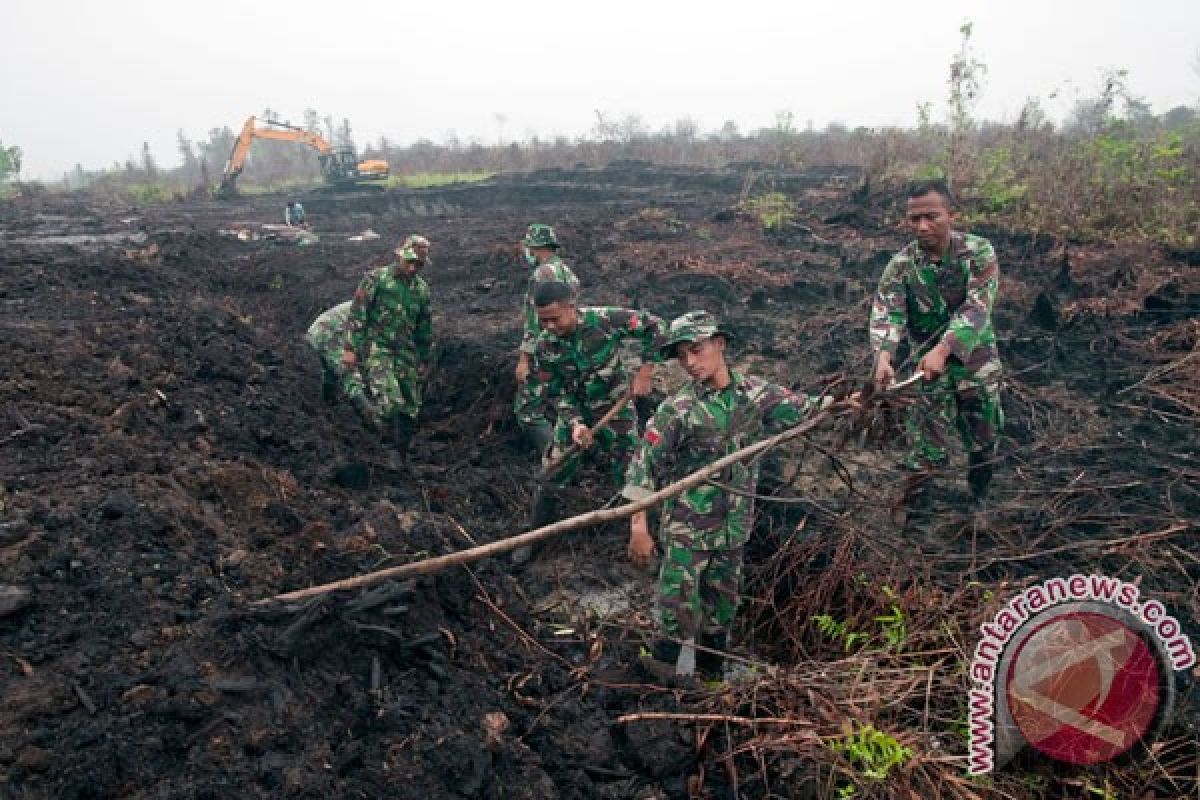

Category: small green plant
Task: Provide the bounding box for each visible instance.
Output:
[876,586,909,652]
[814,614,869,652]
[739,191,797,232]
[830,725,913,782]
[1084,780,1118,800]
[816,586,909,653]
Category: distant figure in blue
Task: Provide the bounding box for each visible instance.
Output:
[285,201,308,229]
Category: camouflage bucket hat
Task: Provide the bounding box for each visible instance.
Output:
[660,310,734,357]
[404,234,431,248]
[522,223,559,249]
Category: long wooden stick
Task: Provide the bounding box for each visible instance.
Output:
[258,405,840,605]
[616,712,814,727]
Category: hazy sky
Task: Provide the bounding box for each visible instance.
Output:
[4,0,1198,180]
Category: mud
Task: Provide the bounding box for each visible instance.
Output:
[1,164,1197,798]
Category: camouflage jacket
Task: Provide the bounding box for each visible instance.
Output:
[869,231,1000,370]
[520,256,580,354]
[622,371,828,550]
[343,263,433,366]
[533,307,663,429]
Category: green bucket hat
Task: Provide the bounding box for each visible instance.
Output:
[660,310,735,357]
[522,223,560,249]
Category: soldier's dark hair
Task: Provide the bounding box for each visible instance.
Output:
[533,280,576,308]
[907,179,955,208]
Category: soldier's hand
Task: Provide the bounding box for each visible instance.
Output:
[515,355,531,385]
[919,343,950,381]
[342,349,358,368]
[873,358,894,389]
[571,423,593,449]
[631,364,654,397]
[628,512,657,567]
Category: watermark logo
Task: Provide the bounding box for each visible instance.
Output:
[967,574,1195,774]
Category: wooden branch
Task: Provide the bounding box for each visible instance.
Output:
[616,711,814,727]
[257,405,841,605]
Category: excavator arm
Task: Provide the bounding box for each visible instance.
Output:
[216,116,384,197]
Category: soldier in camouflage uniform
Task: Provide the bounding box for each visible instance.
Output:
[305,300,354,405]
[869,180,1004,523]
[622,311,834,678]
[338,242,434,453]
[513,224,581,455]
[510,281,663,564]
[304,236,432,409]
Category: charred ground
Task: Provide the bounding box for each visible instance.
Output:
[1,164,1197,799]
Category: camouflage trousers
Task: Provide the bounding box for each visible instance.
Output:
[544,406,639,490]
[904,359,1004,471]
[342,349,423,427]
[513,370,550,428]
[657,532,744,639]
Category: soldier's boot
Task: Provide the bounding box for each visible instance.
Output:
[696,632,728,682]
[390,415,418,453]
[349,393,383,432]
[382,415,417,471]
[511,488,559,565]
[967,450,994,503]
[639,638,684,683]
[321,366,339,405]
[890,471,932,530]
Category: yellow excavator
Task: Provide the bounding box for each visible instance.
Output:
[215,115,390,197]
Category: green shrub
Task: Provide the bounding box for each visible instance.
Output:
[830,725,913,782]
[739,191,797,232]
[126,183,168,204]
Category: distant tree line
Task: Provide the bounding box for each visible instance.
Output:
[7,26,1200,245]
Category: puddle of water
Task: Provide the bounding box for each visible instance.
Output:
[3,231,148,247]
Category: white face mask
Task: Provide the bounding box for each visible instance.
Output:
[524,247,538,267]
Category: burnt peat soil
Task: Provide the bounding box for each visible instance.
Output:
[1,164,1197,799]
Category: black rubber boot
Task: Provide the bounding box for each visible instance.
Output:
[512,488,559,565]
[385,415,417,468]
[350,393,382,432]
[321,366,339,405]
[640,639,684,682]
[968,450,994,502]
[697,632,727,681]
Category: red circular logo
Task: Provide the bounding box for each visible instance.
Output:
[1005,611,1162,765]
